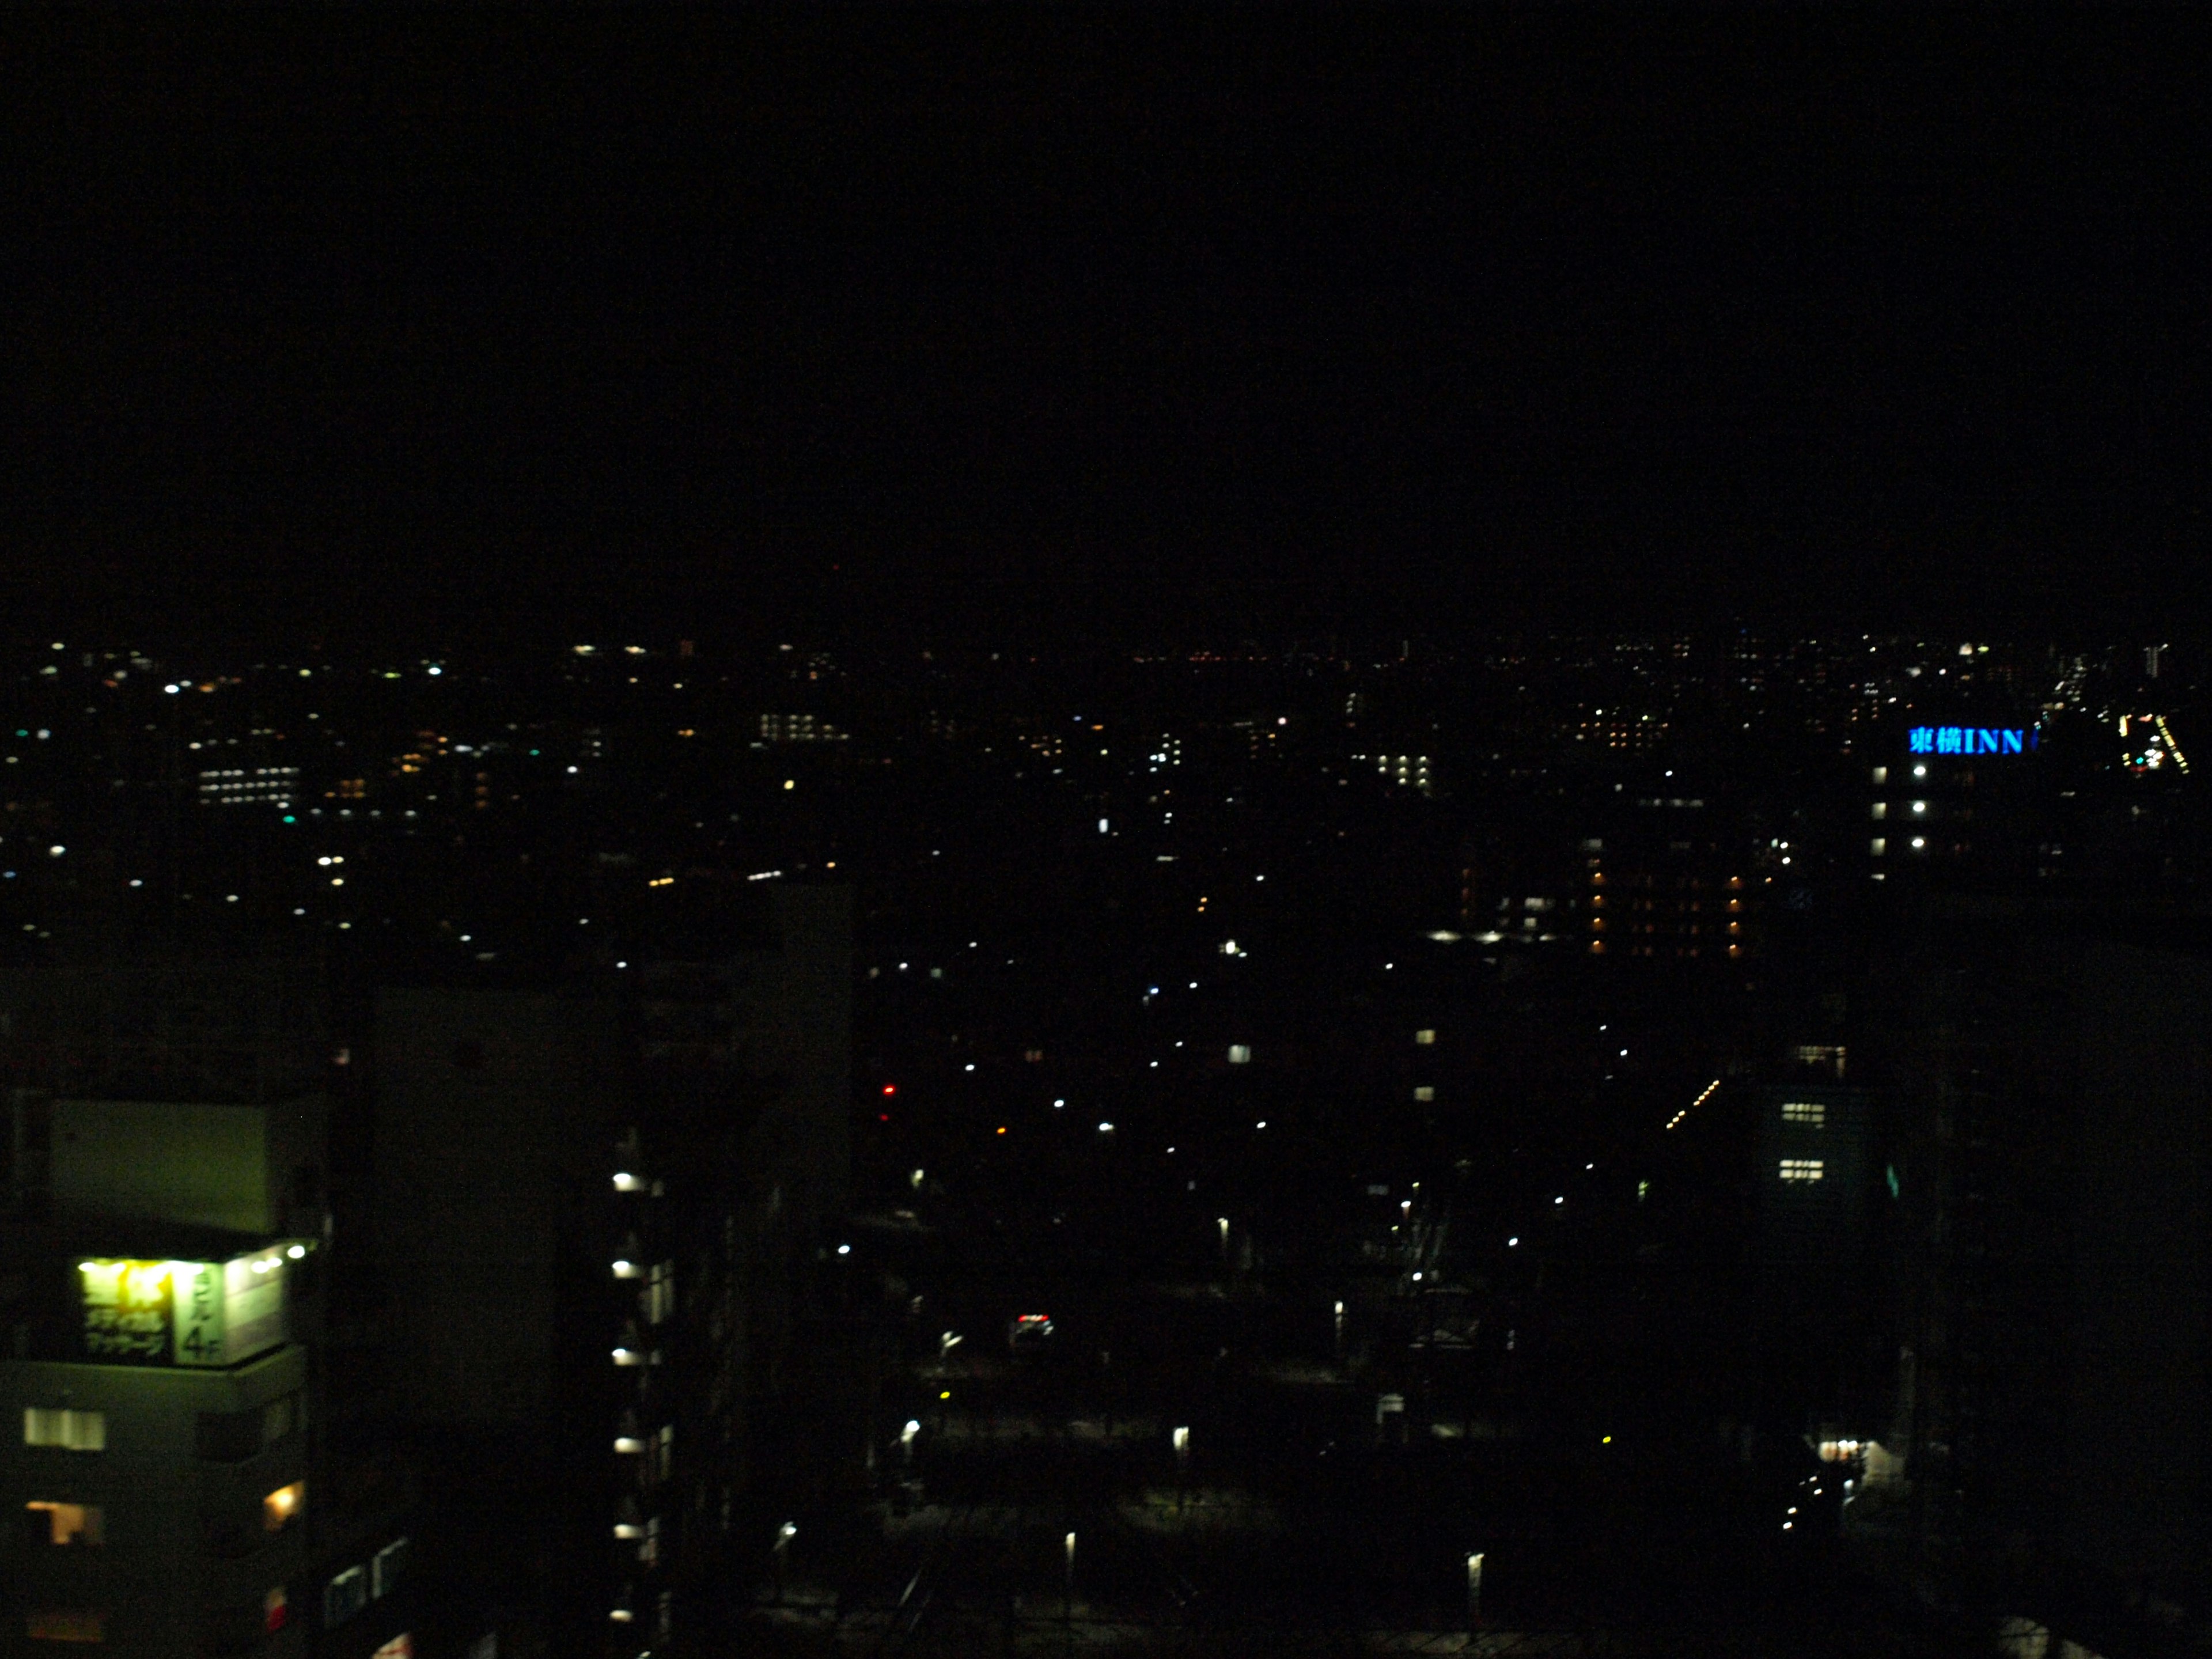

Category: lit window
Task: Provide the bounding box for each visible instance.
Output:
[323,1566,368,1630]
[262,1482,305,1532]
[1869,802,1887,820]
[1414,1029,1435,1046]
[372,1537,410,1599]
[23,1409,105,1453]
[370,1637,414,1659]
[1780,1101,1827,1127]
[1414,1086,1435,1103]
[25,1609,105,1643]
[262,1395,298,1447]
[1778,1159,1825,1183]
[1227,1044,1251,1065]
[1869,838,1886,857]
[263,1587,289,1634]
[24,1503,103,1546]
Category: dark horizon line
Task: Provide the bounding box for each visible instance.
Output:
[6,577,2189,665]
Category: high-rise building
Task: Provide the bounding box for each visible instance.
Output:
[1839,912,2212,1654]
[604,881,861,1654]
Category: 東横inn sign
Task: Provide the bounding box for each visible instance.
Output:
[1907,725,2037,756]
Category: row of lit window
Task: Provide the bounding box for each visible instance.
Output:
[324,1537,409,1630]
[26,1397,303,1459]
[1592,942,1744,959]
[19,1480,303,1548]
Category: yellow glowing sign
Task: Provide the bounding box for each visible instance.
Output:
[78,1248,294,1368]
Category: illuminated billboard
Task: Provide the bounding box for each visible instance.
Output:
[1906,725,2037,756]
[78,1244,299,1367]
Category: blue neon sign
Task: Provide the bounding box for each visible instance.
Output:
[1907,725,2036,756]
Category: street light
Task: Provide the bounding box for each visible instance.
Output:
[1217,1217,1230,1264]
[1334,1299,1346,1360]
[1465,1552,1484,1628]
[1064,1531,1077,1622]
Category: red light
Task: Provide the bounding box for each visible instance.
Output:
[882,1085,896,1096]
[1018,1314,1049,1323]
[878,1113,889,1122]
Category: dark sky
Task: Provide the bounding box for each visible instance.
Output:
[10,11,2212,646]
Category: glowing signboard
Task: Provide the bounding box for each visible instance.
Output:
[78,1245,295,1367]
[1907,726,2037,756]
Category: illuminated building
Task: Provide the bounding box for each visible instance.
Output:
[1754,1083,1872,1285]
[1348,753,1433,796]
[1865,712,2056,884]
[757,714,846,744]
[196,767,301,809]
[1578,839,1755,964]
[1,1074,412,1659]
[1570,710,1668,755]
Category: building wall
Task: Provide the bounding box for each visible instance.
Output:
[372,990,621,1431]
[48,1099,327,1238]
[1755,1085,1873,1278]
[2065,941,2212,1585]
[741,885,854,1237]
[0,1346,309,1658]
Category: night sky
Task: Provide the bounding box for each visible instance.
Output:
[10,11,2212,645]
